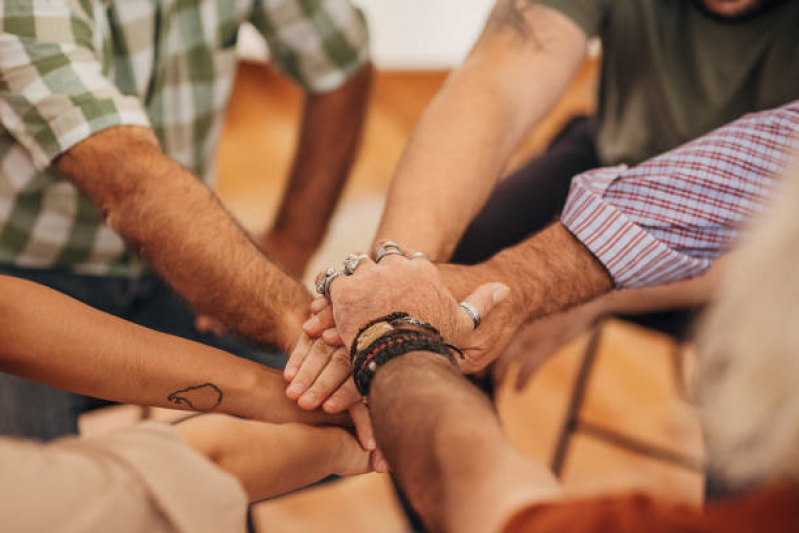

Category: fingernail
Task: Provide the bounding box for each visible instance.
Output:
[324,398,339,412]
[493,284,511,304]
[287,382,305,398]
[303,316,318,331]
[378,458,388,472]
[284,365,297,380]
[300,391,317,407]
[366,438,376,451]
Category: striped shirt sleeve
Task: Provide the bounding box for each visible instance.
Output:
[562,101,799,289]
[0,1,151,171]
[250,0,370,93]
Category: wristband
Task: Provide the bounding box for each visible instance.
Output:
[351,314,462,398]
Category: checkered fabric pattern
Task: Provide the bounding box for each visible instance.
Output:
[562,101,799,289]
[0,0,368,276]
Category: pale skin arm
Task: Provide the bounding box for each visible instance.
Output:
[596,259,726,316]
[178,415,370,501]
[374,1,587,259]
[56,125,309,353]
[264,64,373,278]
[0,275,343,426]
[494,261,726,387]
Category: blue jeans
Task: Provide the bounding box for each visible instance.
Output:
[0,266,286,440]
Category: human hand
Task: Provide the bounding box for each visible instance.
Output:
[494,300,606,390]
[286,256,508,413]
[330,426,375,477]
[327,255,510,350]
[434,262,527,373]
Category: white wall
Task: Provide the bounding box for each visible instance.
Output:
[354,0,495,69]
[238,0,496,69]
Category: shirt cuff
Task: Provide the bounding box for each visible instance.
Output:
[562,168,714,289]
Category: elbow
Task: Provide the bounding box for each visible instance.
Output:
[56,126,162,232]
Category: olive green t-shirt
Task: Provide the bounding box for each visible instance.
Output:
[538,0,799,166]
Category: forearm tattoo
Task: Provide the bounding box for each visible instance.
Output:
[167,383,223,412]
[484,0,542,45]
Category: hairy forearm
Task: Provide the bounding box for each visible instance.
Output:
[375,3,586,259]
[0,276,342,426]
[56,126,309,351]
[270,64,373,266]
[446,223,613,322]
[179,416,353,501]
[370,352,561,533]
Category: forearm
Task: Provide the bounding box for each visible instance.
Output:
[56,126,309,351]
[269,64,373,269]
[597,258,726,316]
[179,415,354,501]
[370,352,561,533]
[0,276,342,426]
[375,3,586,259]
[447,223,614,322]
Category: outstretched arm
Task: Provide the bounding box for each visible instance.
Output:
[375,1,587,259]
[178,415,370,501]
[265,64,373,278]
[56,126,310,353]
[369,352,561,533]
[0,275,342,426]
[2,416,369,531]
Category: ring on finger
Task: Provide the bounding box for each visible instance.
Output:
[315,267,345,299]
[376,241,404,263]
[376,249,404,263]
[459,301,481,329]
[343,254,369,275]
[408,251,433,262]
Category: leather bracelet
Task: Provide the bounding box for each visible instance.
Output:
[351,312,441,358]
[351,328,460,397]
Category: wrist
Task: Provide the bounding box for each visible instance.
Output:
[483,252,538,321]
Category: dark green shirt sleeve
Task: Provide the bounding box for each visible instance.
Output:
[536,0,609,38]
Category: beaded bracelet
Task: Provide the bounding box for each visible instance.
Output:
[351,317,462,397]
[350,312,445,361]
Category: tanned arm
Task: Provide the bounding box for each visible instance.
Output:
[374,1,587,259]
[265,64,373,278]
[369,352,562,533]
[440,222,614,372]
[0,275,342,426]
[56,125,308,352]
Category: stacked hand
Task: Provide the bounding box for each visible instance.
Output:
[283,245,524,470]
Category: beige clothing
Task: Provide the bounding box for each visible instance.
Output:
[0,422,247,532]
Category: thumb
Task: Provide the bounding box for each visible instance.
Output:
[457,282,511,332]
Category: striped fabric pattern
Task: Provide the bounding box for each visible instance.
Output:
[562,101,799,289]
[0,0,368,276]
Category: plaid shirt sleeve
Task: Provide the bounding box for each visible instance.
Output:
[250,0,369,93]
[0,1,151,171]
[562,101,799,289]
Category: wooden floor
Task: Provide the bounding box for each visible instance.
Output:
[83,60,706,532]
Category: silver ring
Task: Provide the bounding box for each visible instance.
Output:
[315,267,345,299]
[408,252,433,262]
[459,302,481,329]
[343,254,369,275]
[376,248,404,263]
[375,241,404,263]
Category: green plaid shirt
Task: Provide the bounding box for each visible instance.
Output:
[0,0,368,276]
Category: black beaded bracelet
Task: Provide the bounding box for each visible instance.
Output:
[352,328,460,397]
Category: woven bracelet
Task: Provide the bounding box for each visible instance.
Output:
[352,329,459,397]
